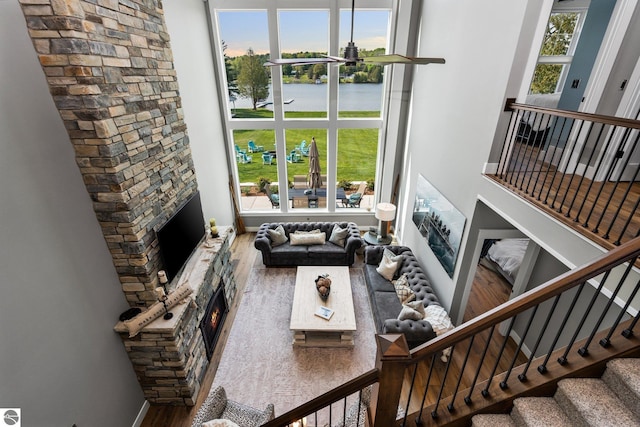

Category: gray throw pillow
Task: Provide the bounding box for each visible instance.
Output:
[267,225,288,247]
[398,300,426,321]
[329,225,349,247]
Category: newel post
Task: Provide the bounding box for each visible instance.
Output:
[370,334,411,427]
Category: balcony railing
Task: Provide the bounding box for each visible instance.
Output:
[489,101,640,248]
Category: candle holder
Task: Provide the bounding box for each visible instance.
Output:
[159,295,173,320]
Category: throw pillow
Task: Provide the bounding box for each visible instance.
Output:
[376,248,402,281]
[398,300,426,321]
[267,225,288,247]
[290,231,326,246]
[394,282,415,304]
[329,225,349,247]
[203,420,240,427]
[424,305,455,363]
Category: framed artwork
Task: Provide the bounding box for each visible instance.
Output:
[412,174,466,278]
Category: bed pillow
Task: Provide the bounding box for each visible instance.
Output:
[376,248,402,281]
[267,225,288,247]
[328,225,349,247]
[290,231,326,246]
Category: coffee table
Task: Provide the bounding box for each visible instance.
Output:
[290,266,356,347]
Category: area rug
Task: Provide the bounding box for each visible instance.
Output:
[211,262,377,418]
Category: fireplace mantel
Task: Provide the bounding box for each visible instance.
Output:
[115,228,237,405]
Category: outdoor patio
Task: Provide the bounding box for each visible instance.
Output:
[240,193,376,211]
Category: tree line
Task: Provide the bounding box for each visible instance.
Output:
[224,44,386,110]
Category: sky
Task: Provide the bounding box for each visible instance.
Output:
[218,10,390,57]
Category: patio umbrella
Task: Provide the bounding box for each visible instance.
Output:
[307,138,322,194]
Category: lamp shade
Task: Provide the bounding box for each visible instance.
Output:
[375,203,396,221]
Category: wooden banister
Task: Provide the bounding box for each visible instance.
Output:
[505,101,640,130]
[262,368,379,427]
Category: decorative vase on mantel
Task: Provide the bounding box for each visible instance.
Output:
[315,274,331,301]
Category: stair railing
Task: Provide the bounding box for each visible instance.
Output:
[262,236,640,427]
[492,101,640,248]
[372,235,640,427]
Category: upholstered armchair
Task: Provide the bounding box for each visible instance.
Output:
[191,386,275,427]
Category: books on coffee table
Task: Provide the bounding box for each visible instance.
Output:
[314,306,334,320]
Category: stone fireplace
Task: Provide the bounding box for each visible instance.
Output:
[17,0,235,405]
[115,230,236,405]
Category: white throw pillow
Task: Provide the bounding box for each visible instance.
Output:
[290,231,326,246]
[267,225,288,247]
[376,248,402,281]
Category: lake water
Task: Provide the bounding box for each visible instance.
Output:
[230,83,384,111]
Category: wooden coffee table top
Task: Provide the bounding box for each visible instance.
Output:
[290,266,356,333]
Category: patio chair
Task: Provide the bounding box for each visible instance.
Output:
[343,192,362,208]
[286,150,302,163]
[264,185,279,208]
[262,152,274,165]
[190,386,274,427]
[247,140,264,153]
[237,152,252,164]
[295,140,307,154]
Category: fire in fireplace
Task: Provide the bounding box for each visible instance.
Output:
[200,285,228,360]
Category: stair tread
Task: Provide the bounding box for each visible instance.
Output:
[605,358,640,394]
[556,377,640,427]
[471,414,516,427]
[603,358,640,420]
[511,397,571,426]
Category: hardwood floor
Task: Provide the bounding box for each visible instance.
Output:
[141,235,516,426]
[489,141,640,250]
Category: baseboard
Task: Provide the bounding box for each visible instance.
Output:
[132,401,149,427]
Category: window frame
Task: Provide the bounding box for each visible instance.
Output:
[207,0,395,215]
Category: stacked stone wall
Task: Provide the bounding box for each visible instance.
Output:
[19,0,196,306]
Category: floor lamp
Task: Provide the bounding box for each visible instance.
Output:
[375,202,396,244]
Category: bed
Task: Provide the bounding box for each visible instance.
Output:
[480,238,529,286]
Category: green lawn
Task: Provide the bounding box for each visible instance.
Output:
[232,109,380,189]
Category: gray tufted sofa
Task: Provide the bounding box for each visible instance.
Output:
[363,245,442,348]
[254,222,362,266]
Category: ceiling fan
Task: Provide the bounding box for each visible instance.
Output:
[264,0,445,67]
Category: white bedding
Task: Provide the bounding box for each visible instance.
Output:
[487,238,529,279]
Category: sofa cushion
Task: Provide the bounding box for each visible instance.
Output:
[372,291,403,327]
[267,225,288,247]
[290,231,326,246]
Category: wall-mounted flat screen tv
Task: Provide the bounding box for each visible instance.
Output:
[157,191,205,282]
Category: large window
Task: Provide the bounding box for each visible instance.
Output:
[211,0,392,213]
[529,10,586,95]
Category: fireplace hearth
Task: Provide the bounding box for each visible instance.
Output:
[200,284,228,360]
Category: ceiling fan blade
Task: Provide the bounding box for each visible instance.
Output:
[264,57,342,67]
[362,54,446,65]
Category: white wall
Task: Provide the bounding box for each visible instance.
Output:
[398,0,531,309]
[163,0,233,228]
[0,2,144,425]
